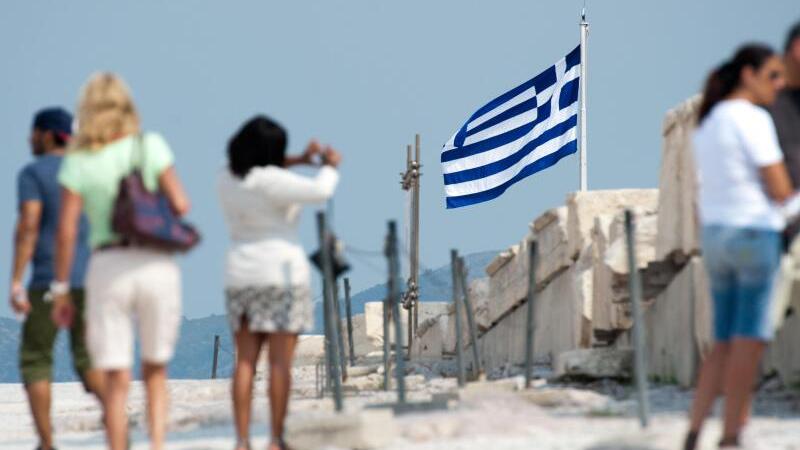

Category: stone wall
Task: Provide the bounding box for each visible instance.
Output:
[411,187,661,374]
[362,301,449,347]
[655,95,702,263]
[766,285,800,386]
[643,257,712,387]
[592,205,659,341]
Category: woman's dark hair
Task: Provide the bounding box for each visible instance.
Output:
[227,115,287,178]
[698,43,775,123]
[785,21,800,53]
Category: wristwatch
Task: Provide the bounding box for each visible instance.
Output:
[49,280,70,296]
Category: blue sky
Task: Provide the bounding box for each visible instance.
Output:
[1,1,797,318]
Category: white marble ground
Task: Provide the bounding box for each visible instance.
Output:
[1,366,799,450]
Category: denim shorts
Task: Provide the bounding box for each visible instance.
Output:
[701,225,781,342]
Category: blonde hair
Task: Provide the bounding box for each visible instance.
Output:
[71,72,140,151]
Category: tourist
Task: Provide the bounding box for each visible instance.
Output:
[685,44,790,449]
[771,21,800,245]
[10,107,104,450]
[218,116,340,450]
[51,73,191,450]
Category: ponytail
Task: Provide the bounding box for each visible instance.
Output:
[697,44,775,124]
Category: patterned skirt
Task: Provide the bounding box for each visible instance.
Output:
[225,285,313,334]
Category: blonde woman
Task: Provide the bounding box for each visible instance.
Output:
[51,73,190,450]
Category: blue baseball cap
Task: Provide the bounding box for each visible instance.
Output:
[32,107,73,139]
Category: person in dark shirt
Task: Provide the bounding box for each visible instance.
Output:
[9,108,104,450]
[771,21,800,244]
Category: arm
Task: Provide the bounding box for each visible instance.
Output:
[260,146,342,204]
[9,201,41,313]
[284,155,312,167]
[744,111,793,203]
[760,162,794,203]
[263,166,339,204]
[284,140,322,168]
[51,188,83,327]
[159,166,191,217]
[54,188,83,284]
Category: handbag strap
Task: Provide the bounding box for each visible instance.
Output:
[128,132,147,173]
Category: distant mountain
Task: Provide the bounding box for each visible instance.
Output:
[170,315,235,379]
[0,250,498,382]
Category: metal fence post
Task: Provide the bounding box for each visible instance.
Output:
[315,361,324,398]
[382,299,390,391]
[413,134,421,335]
[401,135,422,360]
[332,280,348,381]
[524,241,538,389]
[344,277,356,367]
[404,144,414,361]
[322,262,333,391]
[458,256,482,379]
[407,300,414,360]
[451,250,466,387]
[387,221,406,404]
[211,335,220,379]
[625,209,650,428]
[316,212,343,412]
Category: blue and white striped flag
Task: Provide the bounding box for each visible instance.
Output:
[442,45,581,208]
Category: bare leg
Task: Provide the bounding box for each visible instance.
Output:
[721,338,766,444]
[83,368,107,404]
[232,320,265,450]
[685,343,729,449]
[142,362,169,450]
[266,333,298,449]
[105,369,131,450]
[25,380,54,450]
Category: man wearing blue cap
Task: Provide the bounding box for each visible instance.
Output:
[9,107,104,450]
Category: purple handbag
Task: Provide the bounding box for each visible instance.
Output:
[111,134,200,252]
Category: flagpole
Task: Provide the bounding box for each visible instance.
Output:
[579,8,589,192]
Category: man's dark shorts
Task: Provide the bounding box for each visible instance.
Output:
[19,289,92,390]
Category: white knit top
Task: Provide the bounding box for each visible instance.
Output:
[217,165,339,288]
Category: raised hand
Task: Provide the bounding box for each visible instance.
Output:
[302,139,323,165]
[322,146,342,168]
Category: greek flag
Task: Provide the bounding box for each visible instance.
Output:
[442,45,581,208]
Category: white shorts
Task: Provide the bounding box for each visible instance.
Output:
[85,248,182,369]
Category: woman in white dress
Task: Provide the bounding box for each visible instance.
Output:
[218,116,341,450]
